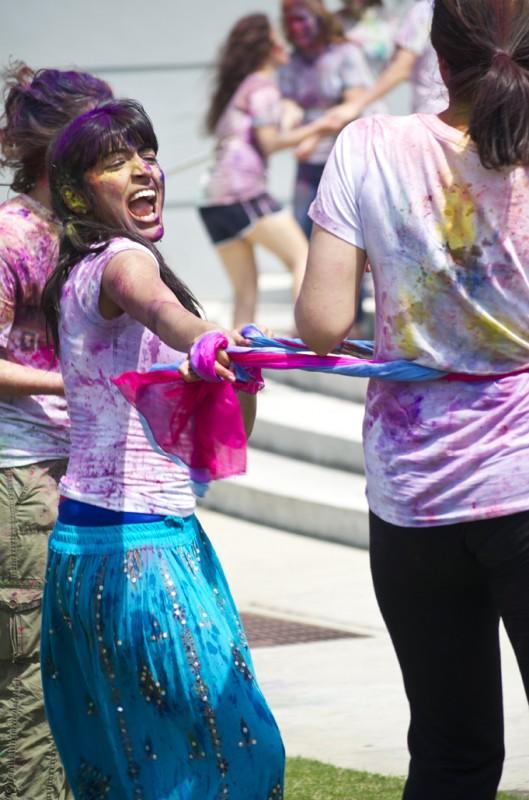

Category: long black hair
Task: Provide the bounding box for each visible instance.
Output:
[432,0,529,169]
[42,99,202,353]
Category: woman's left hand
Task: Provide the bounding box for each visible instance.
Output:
[178,359,201,383]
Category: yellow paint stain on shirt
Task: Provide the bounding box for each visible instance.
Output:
[394,293,428,357]
[440,183,476,252]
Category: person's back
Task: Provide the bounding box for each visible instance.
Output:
[204,72,280,205]
[297,1,529,797]
[313,110,529,524]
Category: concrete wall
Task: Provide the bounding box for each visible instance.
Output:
[1,0,410,300]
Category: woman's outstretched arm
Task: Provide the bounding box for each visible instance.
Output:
[101,250,241,381]
[295,223,366,355]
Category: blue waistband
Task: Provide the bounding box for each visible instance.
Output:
[58,498,166,527]
[50,513,200,555]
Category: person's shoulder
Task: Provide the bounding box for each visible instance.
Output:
[361,112,426,134]
[341,114,427,152]
[0,195,38,235]
[231,72,278,112]
[103,237,159,269]
[0,195,57,263]
[241,71,276,90]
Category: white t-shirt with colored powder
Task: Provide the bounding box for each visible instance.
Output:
[203,72,282,205]
[394,0,448,113]
[0,195,69,467]
[58,237,195,516]
[310,113,529,527]
[279,41,380,164]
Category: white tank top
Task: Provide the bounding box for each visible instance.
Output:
[58,237,195,516]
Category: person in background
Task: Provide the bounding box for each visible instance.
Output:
[41,98,285,800]
[295,0,529,796]
[327,0,448,127]
[335,0,398,77]
[279,0,380,239]
[0,62,112,800]
[200,13,329,329]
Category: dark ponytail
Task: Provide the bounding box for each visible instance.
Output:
[431,0,529,169]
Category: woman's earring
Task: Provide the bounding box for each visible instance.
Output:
[61,187,89,214]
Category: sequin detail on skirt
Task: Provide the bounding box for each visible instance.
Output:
[41,514,284,799]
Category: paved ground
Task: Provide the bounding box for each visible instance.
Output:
[200,507,529,793]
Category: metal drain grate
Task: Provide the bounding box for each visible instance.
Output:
[240,611,365,649]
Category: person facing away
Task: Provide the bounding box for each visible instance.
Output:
[0,62,112,800]
[200,13,329,330]
[40,99,285,800]
[295,0,529,797]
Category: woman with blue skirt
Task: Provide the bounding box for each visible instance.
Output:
[41,99,284,800]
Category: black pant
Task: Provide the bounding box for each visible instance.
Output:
[369,509,529,800]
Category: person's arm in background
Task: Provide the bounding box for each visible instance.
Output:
[0,258,64,397]
[254,115,337,156]
[320,47,417,128]
[295,41,382,161]
[294,84,371,160]
[317,0,432,129]
[249,81,337,156]
[280,98,304,131]
[0,357,64,396]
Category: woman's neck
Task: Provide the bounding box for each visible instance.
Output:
[27,178,53,212]
[438,102,471,134]
[257,60,275,76]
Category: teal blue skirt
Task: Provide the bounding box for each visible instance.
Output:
[41,514,284,799]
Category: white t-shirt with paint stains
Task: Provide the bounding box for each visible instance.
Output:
[279,41,378,164]
[310,113,529,526]
[0,195,69,467]
[58,238,195,516]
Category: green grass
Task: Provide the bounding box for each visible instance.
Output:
[284,757,526,800]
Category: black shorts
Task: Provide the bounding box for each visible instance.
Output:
[198,193,283,245]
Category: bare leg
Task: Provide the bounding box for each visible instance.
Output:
[245,211,308,304]
[216,238,258,328]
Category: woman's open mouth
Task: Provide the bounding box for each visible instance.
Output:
[127,189,159,223]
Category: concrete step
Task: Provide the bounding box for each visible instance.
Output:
[253,380,365,472]
[199,447,369,549]
[266,368,368,404]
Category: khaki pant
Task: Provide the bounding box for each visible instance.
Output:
[0,460,70,800]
